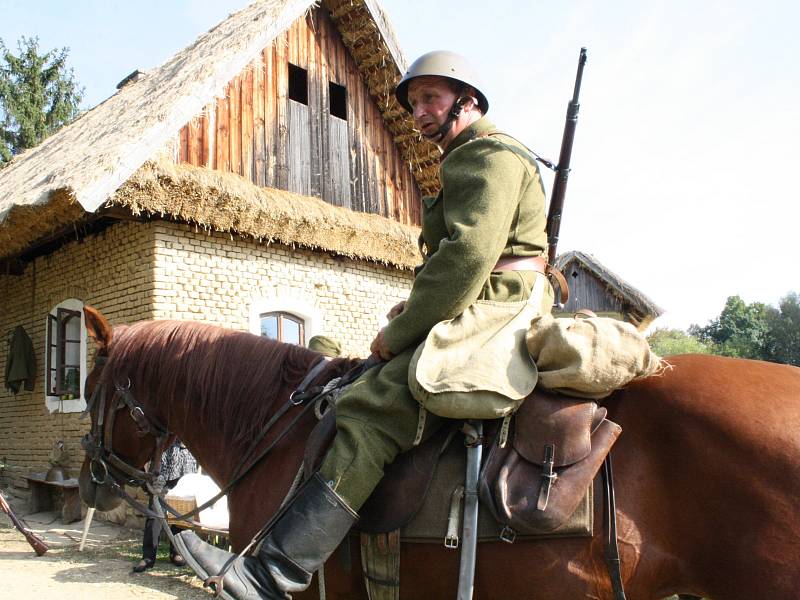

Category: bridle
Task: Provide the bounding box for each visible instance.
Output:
[80,354,170,495]
[80,351,375,522]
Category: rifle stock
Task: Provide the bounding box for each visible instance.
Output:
[0,489,49,556]
[546,47,588,266]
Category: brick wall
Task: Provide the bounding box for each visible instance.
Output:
[150,222,412,355]
[0,221,155,490]
[1,219,413,519]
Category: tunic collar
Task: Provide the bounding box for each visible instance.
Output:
[440,116,497,162]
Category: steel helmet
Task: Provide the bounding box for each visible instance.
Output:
[395,50,489,114]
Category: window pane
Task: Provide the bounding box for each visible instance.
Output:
[63,367,80,396]
[281,317,301,345]
[63,313,81,342]
[48,365,58,396]
[260,315,278,339]
[47,314,58,395]
[63,316,81,369]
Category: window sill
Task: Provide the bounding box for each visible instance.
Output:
[45,396,87,414]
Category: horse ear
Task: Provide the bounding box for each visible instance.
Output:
[83,305,113,350]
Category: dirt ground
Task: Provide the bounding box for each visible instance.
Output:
[0,509,212,599]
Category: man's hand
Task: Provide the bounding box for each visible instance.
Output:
[370,328,395,361]
[386,301,406,322]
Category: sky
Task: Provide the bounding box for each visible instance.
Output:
[2,0,798,330]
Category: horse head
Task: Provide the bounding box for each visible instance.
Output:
[78,306,168,512]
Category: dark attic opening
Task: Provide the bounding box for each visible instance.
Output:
[329,81,347,120]
[288,63,308,105]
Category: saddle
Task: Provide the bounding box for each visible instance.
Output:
[303,388,621,536]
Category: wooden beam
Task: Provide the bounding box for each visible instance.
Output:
[241,65,254,182]
[307,14,322,198]
[97,206,148,222]
[253,52,267,187]
[230,76,242,176]
[216,96,230,173]
[275,32,290,190]
[264,45,276,188]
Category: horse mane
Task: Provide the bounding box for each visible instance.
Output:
[101,320,360,447]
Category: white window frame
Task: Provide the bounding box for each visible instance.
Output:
[258,311,306,345]
[44,298,87,414]
[249,296,321,343]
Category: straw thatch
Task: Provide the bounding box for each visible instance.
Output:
[555,250,664,326]
[0,0,435,261]
[111,159,421,269]
[325,0,440,193]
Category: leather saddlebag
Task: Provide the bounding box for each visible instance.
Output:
[480,390,622,534]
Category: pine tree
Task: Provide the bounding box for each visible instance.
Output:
[0,36,83,165]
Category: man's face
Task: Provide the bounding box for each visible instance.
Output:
[407,76,458,139]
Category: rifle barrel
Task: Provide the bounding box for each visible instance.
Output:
[546,47,587,265]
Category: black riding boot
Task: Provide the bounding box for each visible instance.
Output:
[177,473,358,600]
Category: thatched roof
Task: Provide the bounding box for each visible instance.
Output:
[555,250,664,320]
[112,159,421,269]
[0,0,435,263]
[326,0,440,191]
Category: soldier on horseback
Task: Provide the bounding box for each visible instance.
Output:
[179,50,554,599]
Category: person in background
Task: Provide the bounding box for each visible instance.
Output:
[133,439,198,573]
[307,335,342,358]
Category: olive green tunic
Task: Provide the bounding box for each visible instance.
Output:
[320,117,553,509]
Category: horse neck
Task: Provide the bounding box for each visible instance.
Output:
[144,360,302,489]
[142,344,358,534]
[168,354,359,549]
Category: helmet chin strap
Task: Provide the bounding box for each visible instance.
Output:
[422,96,466,143]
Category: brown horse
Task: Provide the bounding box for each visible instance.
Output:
[78,306,800,599]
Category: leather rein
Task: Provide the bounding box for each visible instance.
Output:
[80,352,355,523]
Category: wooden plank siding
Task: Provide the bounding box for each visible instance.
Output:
[288,100,312,196]
[329,115,351,208]
[262,47,275,188]
[560,264,627,315]
[229,76,241,177]
[253,54,267,187]
[215,96,230,173]
[176,6,421,227]
[241,67,254,182]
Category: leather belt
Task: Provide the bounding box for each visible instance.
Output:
[493,255,547,273]
[492,255,570,304]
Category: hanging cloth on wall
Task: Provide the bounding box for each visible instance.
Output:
[5,326,36,394]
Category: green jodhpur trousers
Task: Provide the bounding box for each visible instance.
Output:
[319,346,444,510]
[320,271,553,510]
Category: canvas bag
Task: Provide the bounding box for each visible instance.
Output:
[525,312,663,399]
[408,274,549,419]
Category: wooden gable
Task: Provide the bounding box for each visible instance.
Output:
[559,261,630,317]
[555,253,663,331]
[177,7,421,227]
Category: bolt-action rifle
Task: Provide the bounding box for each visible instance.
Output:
[0,489,49,556]
[546,47,587,268]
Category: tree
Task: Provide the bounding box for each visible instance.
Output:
[647,328,712,356]
[763,292,800,366]
[0,36,83,164]
[690,295,770,360]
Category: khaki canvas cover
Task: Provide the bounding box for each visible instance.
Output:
[409,275,548,419]
[526,313,663,399]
